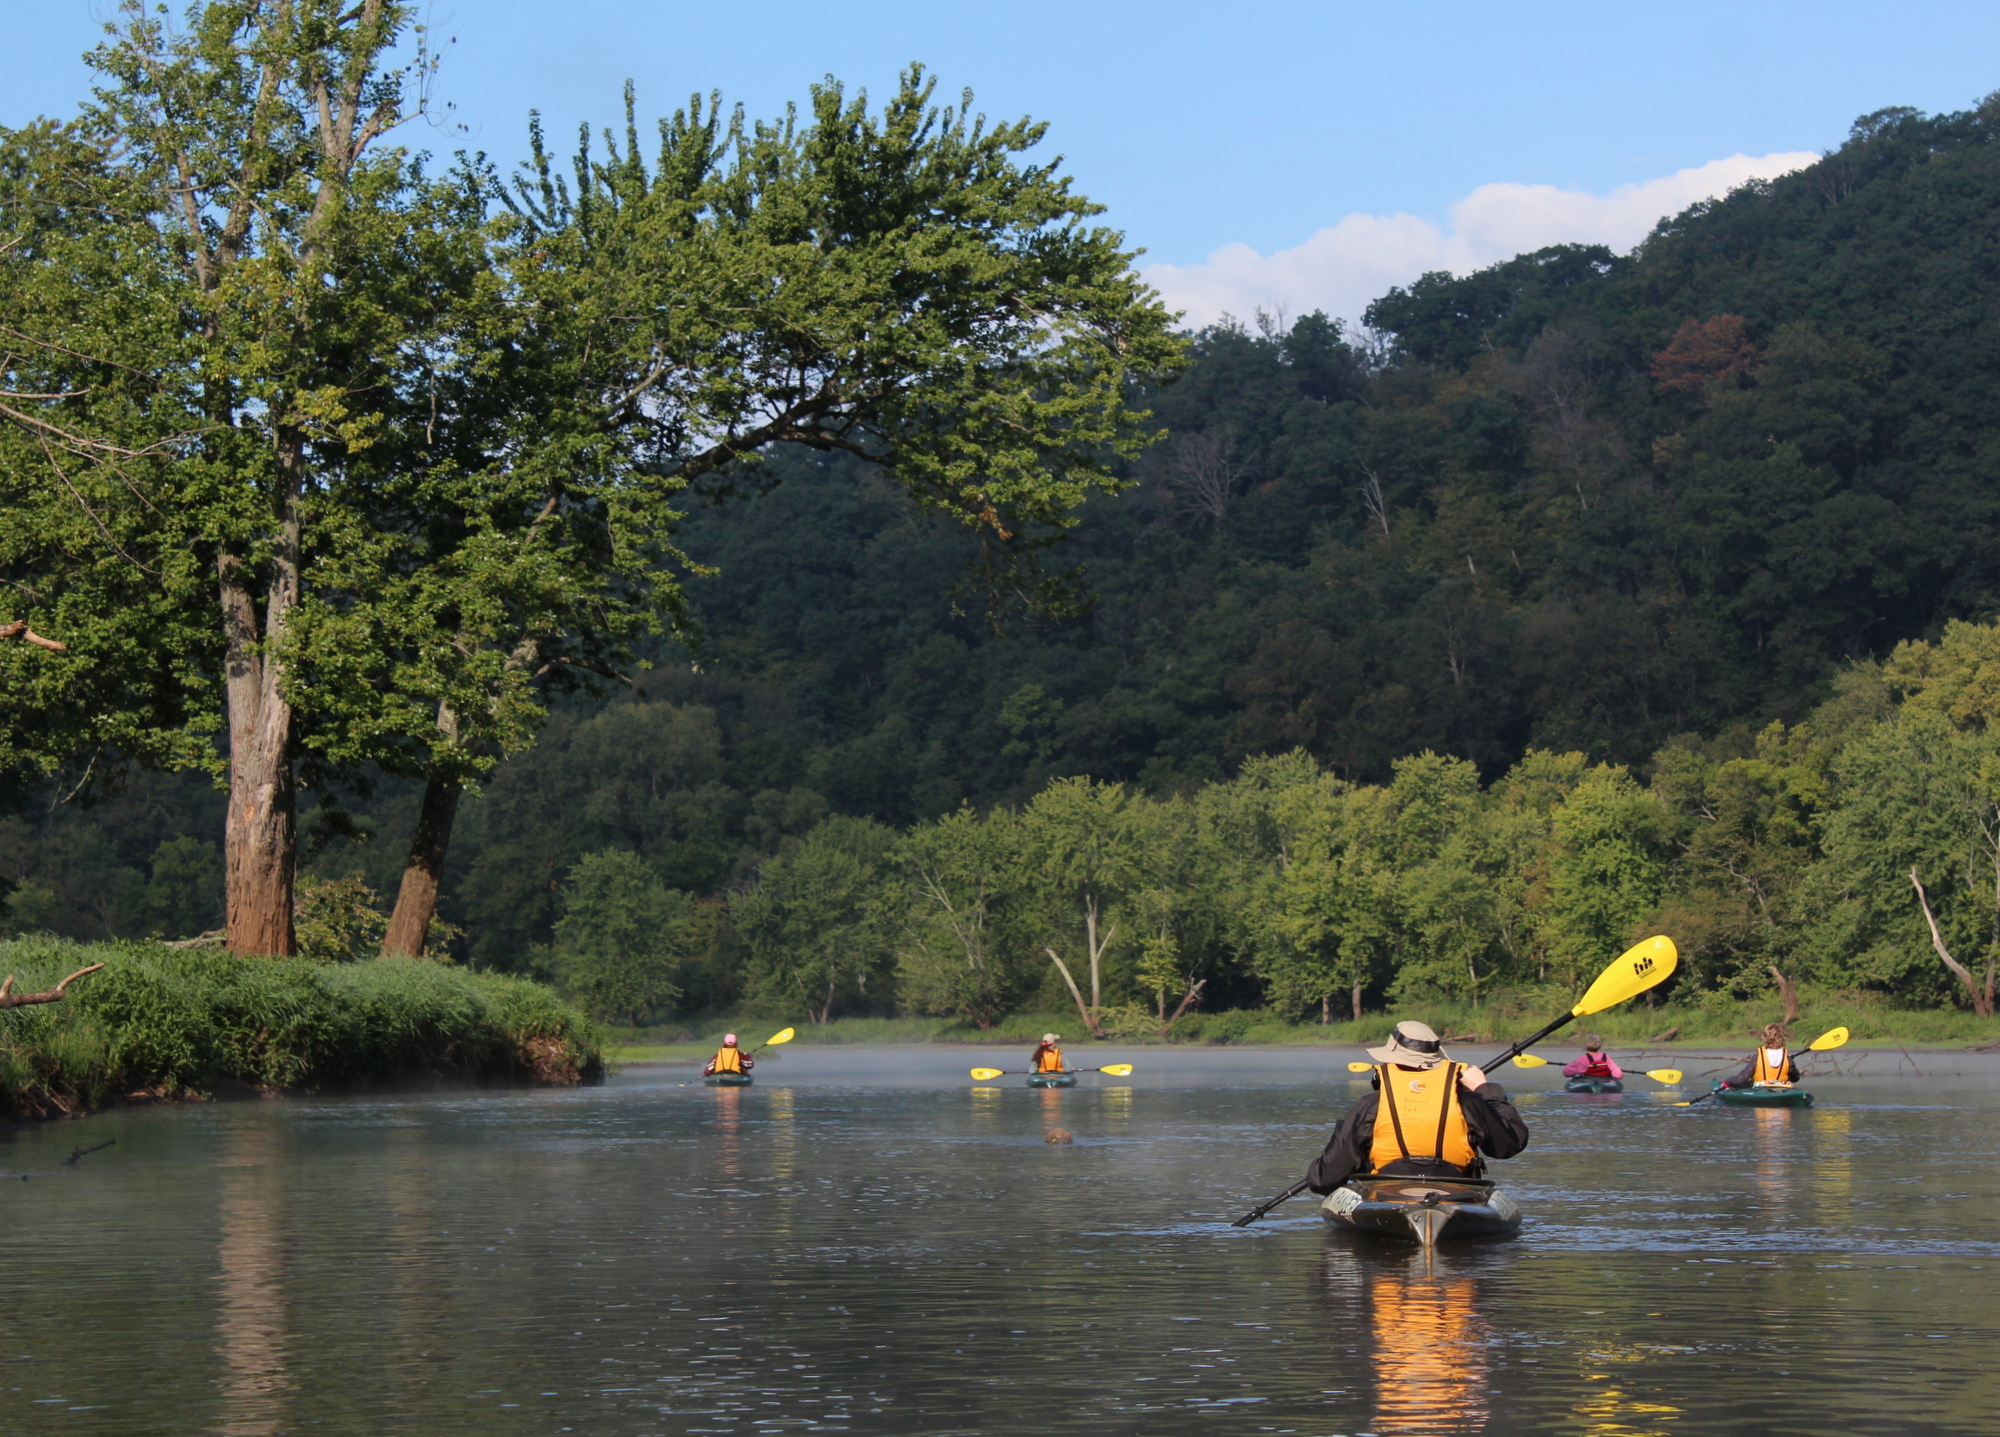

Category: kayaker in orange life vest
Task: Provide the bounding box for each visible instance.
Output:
[1030,1034,1066,1074]
[703,1033,753,1077]
[1718,1022,1799,1089]
[1561,1034,1623,1081]
[1305,1021,1530,1193]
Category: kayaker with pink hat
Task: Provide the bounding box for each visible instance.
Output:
[1304,1020,1529,1194]
[704,1033,753,1078]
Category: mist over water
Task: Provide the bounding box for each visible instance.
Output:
[3,1047,1997,1435]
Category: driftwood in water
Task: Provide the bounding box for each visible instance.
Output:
[0,963,103,1008]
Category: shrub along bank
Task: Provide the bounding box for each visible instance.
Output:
[611,990,1997,1060]
[0,939,603,1120]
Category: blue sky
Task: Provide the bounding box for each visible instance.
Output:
[8,1,2000,322]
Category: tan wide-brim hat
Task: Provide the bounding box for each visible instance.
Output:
[1041,1033,1061,1044]
[1366,1020,1448,1069]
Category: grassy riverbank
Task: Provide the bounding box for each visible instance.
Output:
[0,938,603,1120]
[607,991,2000,1062]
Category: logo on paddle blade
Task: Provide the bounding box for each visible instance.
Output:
[1633,955,1654,975]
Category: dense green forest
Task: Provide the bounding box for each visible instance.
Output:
[10,100,2000,1024]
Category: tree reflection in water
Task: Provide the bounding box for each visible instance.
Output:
[213,1126,292,1437]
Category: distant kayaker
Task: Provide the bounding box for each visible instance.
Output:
[1030,1033,1067,1075]
[1562,1034,1623,1081]
[1305,1021,1529,1193]
[1719,1023,1797,1089]
[704,1033,754,1078]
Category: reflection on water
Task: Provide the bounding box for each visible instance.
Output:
[213,1128,291,1437]
[2,1052,1999,1435]
[1367,1266,1487,1434]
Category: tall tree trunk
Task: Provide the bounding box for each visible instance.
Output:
[382,775,462,957]
[1351,980,1363,1022]
[219,459,301,958]
[1910,869,1995,1018]
[1045,947,1104,1038]
[382,702,463,958]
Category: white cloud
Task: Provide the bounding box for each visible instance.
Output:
[1140,152,1820,331]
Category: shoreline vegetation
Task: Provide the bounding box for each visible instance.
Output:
[606,994,1999,1064]
[0,939,603,1122]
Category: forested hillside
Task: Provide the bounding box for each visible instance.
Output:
[10,101,2000,1021]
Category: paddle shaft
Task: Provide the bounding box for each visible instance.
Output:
[1230,1177,1313,1228]
[1479,1011,1582,1073]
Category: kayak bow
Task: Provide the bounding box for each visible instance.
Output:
[1321,1176,1522,1246]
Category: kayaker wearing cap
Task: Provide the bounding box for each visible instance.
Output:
[1031,1034,1066,1075]
[1562,1034,1623,1081]
[1719,1022,1797,1089]
[1305,1021,1529,1193]
[704,1033,753,1077]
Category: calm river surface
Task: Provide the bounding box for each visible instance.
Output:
[4,1044,1998,1436]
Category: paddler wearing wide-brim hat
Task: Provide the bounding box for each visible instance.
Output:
[1030,1033,1066,1074]
[1305,1020,1530,1193]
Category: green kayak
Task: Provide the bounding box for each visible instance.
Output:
[1027,1073,1077,1089]
[1712,1081,1811,1108]
[704,1072,753,1087]
[1564,1076,1623,1094]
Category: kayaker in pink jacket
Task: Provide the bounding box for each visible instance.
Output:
[1561,1034,1623,1080]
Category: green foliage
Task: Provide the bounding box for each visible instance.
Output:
[733,816,898,1022]
[0,937,602,1118]
[549,850,692,1024]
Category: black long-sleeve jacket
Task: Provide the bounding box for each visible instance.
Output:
[1305,1073,1530,1194]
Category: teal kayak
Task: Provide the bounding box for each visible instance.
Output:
[1564,1076,1623,1094]
[1027,1073,1076,1088]
[1712,1081,1810,1108]
[704,1072,753,1087]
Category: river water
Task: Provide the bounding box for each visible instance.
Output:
[3,1044,1997,1436]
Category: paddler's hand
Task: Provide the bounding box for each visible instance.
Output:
[1459,1066,1488,1090]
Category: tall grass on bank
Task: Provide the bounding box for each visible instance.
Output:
[0,938,604,1119]
[608,989,2000,1055]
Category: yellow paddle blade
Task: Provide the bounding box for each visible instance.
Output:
[1347,1061,1374,1073]
[1511,1054,1549,1068]
[1571,935,1679,1016]
[1808,1026,1849,1051]
[1098,1064,1134,1076]
[1645,1068,1684,1085]
[969,1068,1004,1081]
[765,1027,796,1047]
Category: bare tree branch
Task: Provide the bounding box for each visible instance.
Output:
[0,963,104,1008]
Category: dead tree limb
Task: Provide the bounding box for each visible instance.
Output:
[1158,978,1207,1038]
[0,619,66,652]
[0,963,104,1008]
[1909,869,1995,1017]
[1767,964,1801,1023]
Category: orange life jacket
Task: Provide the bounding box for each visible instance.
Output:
[710,1045,744,1074]
[1370,1062,1477,1172]
[1034,1045,1065,1073]
[1752,1046,1790,1085]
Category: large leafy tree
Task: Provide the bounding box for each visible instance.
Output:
[0,1,1183,957]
